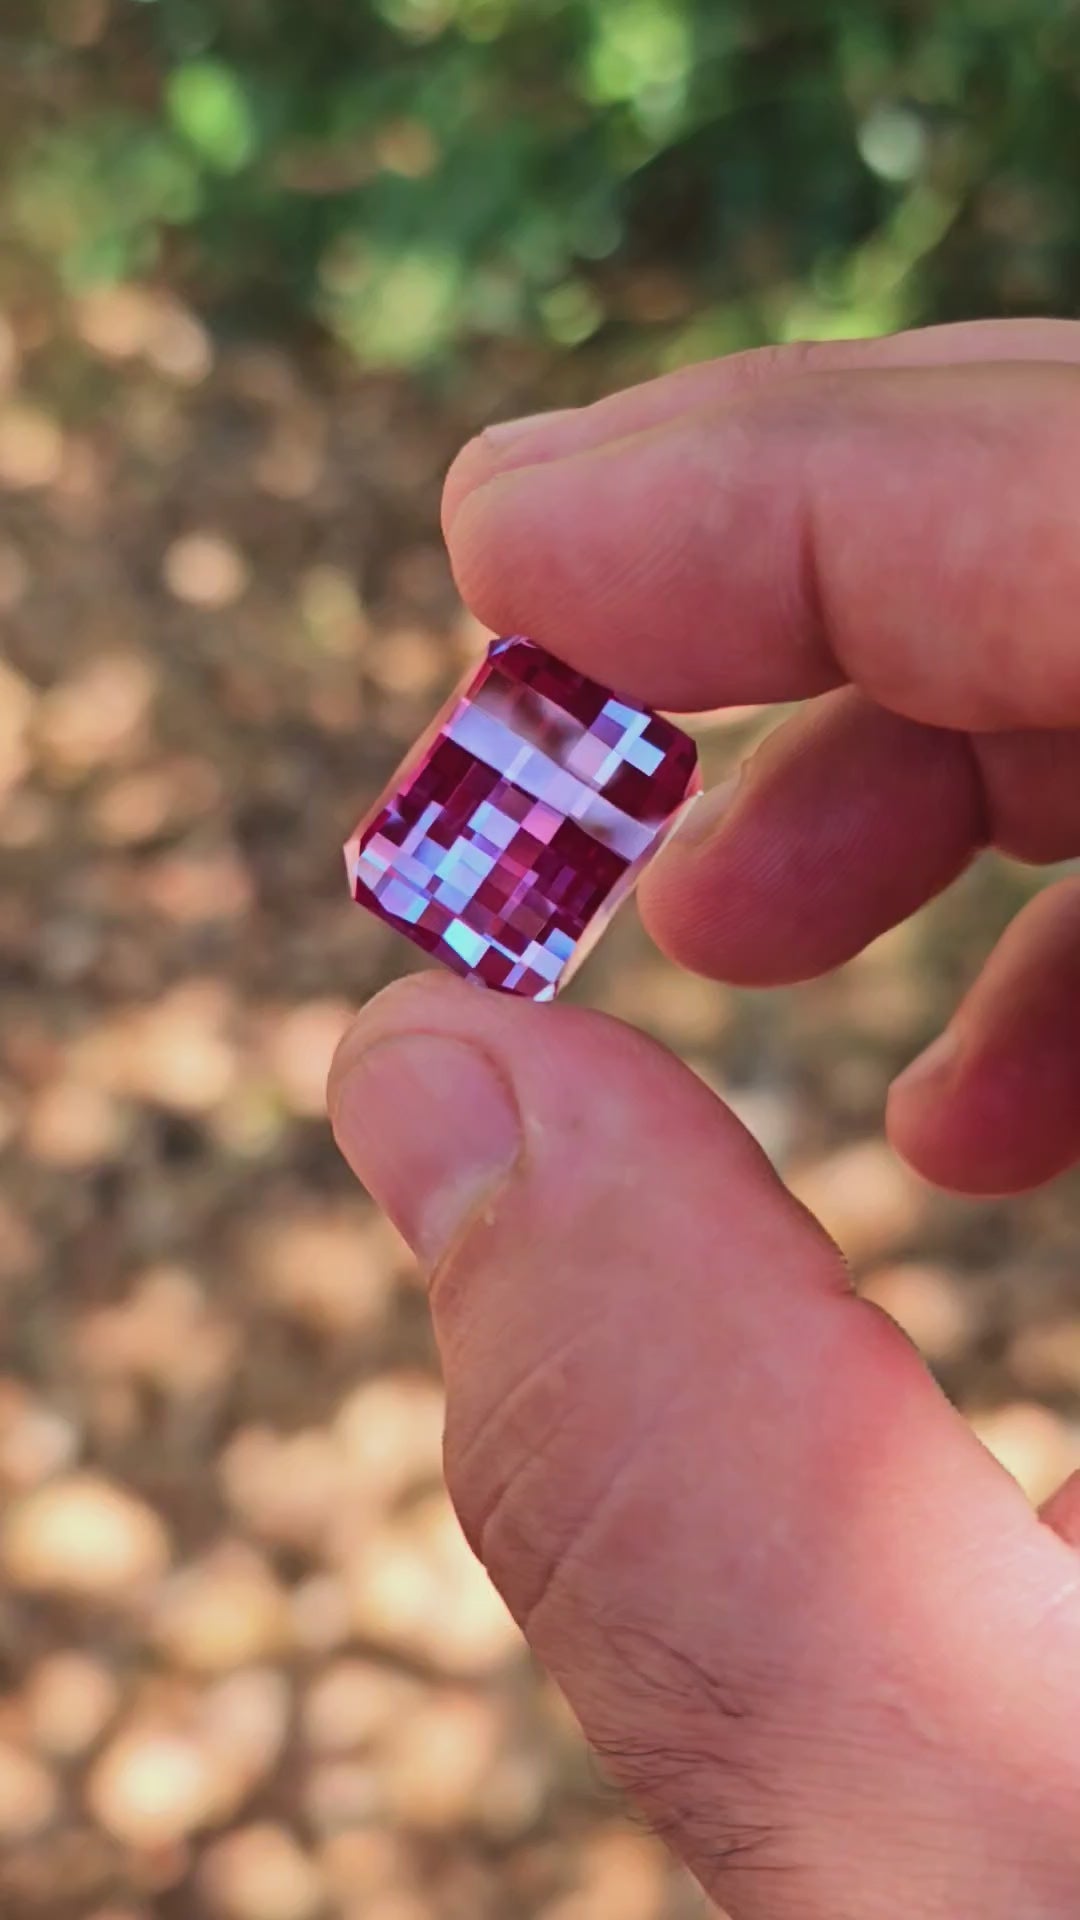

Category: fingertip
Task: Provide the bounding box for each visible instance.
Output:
[441,466,537,651]
[441,431,502,539]
[888,1030,959,1109]
[887,880,1080,1196]
[327,971,464,1121]
[884,1025,1021,1196]
[639,693,980,988]
[885,1040,1076,1198]
[442,405,593,541]
[884,1036,979,1193]
[441,415,813,710]
[1040,1468,1080,1550]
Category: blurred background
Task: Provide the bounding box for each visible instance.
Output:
[1,3,1079,1916]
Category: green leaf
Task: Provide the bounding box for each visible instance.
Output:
[166,60,257,175]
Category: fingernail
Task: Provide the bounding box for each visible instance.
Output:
[330,1033,522,1268]
[483,407,575,450]
[891,1028,959,1098]
[670,766,746,849]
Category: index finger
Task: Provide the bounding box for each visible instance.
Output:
[444,344,1080,731]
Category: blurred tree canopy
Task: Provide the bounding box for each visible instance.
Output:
[2,0,1078,373]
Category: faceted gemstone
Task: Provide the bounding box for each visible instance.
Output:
[344,636,701,1000]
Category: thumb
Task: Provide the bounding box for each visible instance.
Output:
[330,975,1080,1920]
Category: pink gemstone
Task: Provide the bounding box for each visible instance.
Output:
[344,636,701,999]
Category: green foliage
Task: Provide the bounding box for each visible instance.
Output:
[5,1,1080,367]
[166,59,258,175]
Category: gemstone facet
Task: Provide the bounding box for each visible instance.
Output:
[344,636,700,999]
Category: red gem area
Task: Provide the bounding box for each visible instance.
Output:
[345,637,700,999]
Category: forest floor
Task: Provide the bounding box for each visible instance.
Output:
[1,276,1079,1920]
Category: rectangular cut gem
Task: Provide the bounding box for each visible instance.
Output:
[344,635,701,1000]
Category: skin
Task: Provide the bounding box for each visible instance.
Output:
[329,320,1080,1918]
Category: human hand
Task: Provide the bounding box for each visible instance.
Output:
[330,320,1080,1919]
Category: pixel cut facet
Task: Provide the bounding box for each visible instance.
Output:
[345,636,700,999]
